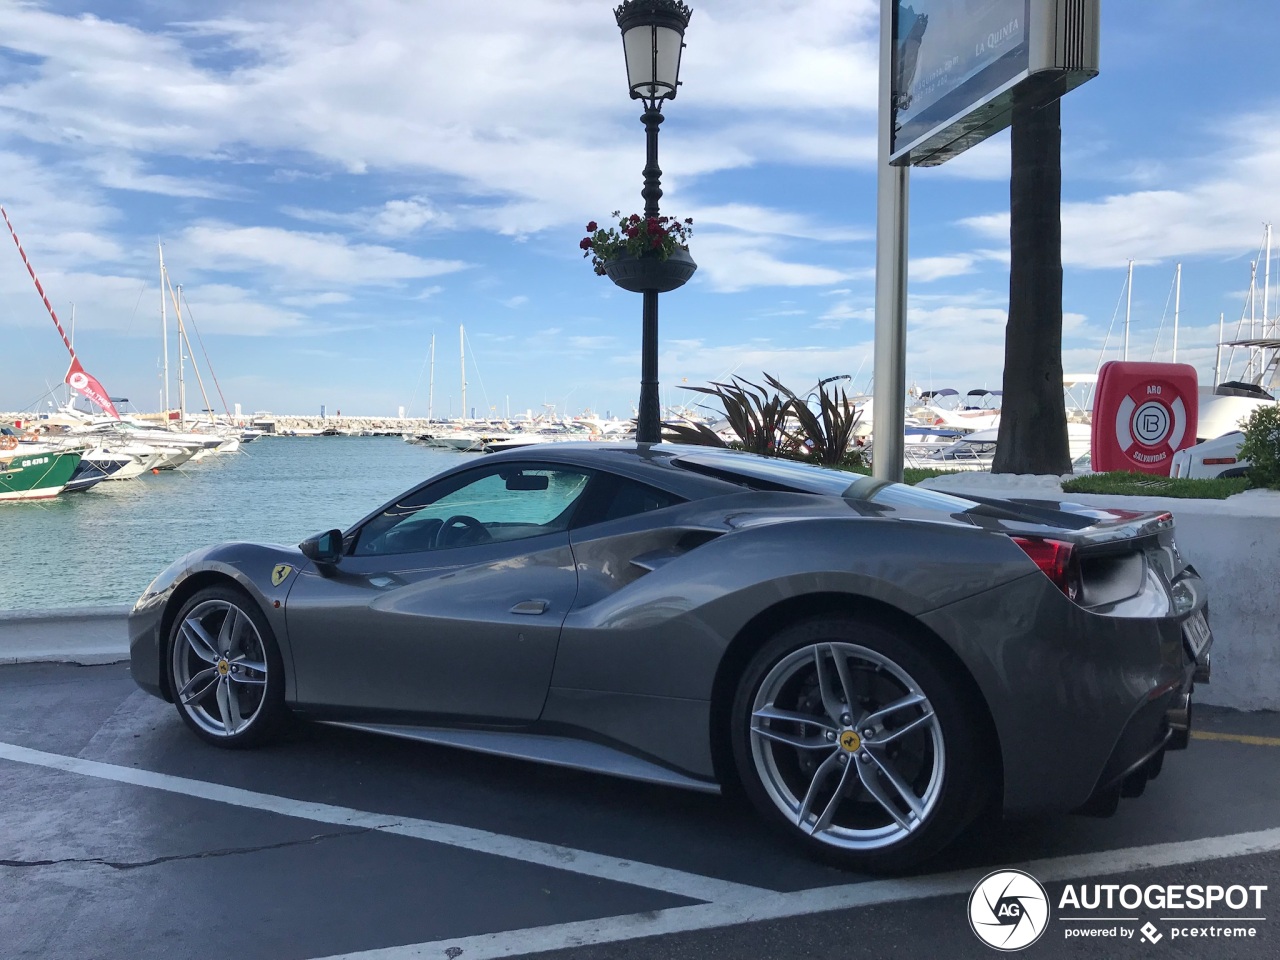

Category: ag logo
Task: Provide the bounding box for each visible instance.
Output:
[271,564,293,587]
[839,730,861,752]
[968,869,1049,951]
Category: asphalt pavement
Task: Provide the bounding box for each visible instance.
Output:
[2,660,1278,960]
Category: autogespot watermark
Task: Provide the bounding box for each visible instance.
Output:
[968,871,1268,950]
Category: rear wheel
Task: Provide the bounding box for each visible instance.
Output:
[167,586,286,748]
[730,615,991,872]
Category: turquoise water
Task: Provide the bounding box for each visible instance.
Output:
[0,437,474,612]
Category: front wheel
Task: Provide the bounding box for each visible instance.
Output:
[167,585,287,748]
[730,615,991,872]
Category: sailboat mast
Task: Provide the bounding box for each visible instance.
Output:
[428,333,436,422]
[1172,263,1181,362]
[1215,312,1224,388]
[68,303,75,407]
[159,241,169,419]
[1249,260,1258,381]
[1124,259,1133,362]
[168,268,186,429]
[460,324,467,422]
[1264,223,1273,339]
[171,281,216,425]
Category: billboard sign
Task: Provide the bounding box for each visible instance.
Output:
[890,0,1098,166]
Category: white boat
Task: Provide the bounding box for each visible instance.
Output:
[906,423,1092,473]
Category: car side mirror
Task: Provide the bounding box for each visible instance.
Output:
[299,529,344,565]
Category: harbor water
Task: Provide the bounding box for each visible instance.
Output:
[1,437,472,612]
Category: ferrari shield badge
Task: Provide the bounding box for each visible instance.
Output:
[271,564,293,587]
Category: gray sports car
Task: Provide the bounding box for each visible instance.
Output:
[129,443,1212,871]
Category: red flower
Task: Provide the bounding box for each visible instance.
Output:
[650,236,662,249]
[646,218,660,235]
[586,221,597,232]
[629,213,641,224]
[684,217,693,225]
[626,225,639,238]
[579,238,592,250]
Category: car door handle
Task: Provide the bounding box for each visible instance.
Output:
[510,599,550,615]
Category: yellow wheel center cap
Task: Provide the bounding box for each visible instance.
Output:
[217,659,230,677]
[839,730,861,753]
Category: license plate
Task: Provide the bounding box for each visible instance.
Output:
[1182,609,1212,660]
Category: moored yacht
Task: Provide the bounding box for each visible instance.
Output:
[0,430,83,500]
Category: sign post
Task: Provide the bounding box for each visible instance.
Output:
[872,0,910,481]
[870,0,1099,481]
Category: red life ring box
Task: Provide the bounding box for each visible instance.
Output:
[1091,361,1198,474]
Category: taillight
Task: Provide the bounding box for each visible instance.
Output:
[1011,536,1079,601]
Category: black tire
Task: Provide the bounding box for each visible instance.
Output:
[166,585,287,749]
[730,614,992,873]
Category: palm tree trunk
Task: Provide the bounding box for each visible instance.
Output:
[992,94,1071,475]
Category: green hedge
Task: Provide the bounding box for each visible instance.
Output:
[1061,471,1250,499]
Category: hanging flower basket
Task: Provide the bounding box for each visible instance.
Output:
[603,246,697,293]
[579,212,696,292]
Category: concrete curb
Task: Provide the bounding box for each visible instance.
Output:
[0,605,131,665]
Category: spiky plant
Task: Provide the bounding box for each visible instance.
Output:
[765,374,863,466]
[683,376,796,457]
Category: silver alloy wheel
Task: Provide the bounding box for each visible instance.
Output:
[748,641,945,851]
[171,599,270,738]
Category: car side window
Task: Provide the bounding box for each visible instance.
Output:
[572,474,685,528]
[353,465,593,556]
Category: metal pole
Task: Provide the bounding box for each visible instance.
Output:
[1264,223,1272,338]
[1123,258,1132,362]
[460,324,467,422]
[1215,312,1224,388]
[636,106,665,445]
[1172,262,1180,362]
[427,333,435,421]
[159,241,169,418]
[871,0,908,482]
[1249,261,1258,380]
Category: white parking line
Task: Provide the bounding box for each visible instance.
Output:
[312,827,1280,960]
[0,740,762,904]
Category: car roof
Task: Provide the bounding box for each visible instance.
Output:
[481,442,866,500]
[479,442,737,499]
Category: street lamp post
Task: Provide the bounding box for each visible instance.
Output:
[614,0,693,444]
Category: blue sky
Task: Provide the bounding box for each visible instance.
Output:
[1,0,1278,420]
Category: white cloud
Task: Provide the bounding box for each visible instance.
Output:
[911,254,978,283]
[83,154,234,199]
[0,0,885,239]
[279,291,352,307]
[961,117,1280,270]
[693,203,868,243]
[693,232,851,293]
[282,196,451,237]
[567,335,617,350]
[176,223,470,286]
